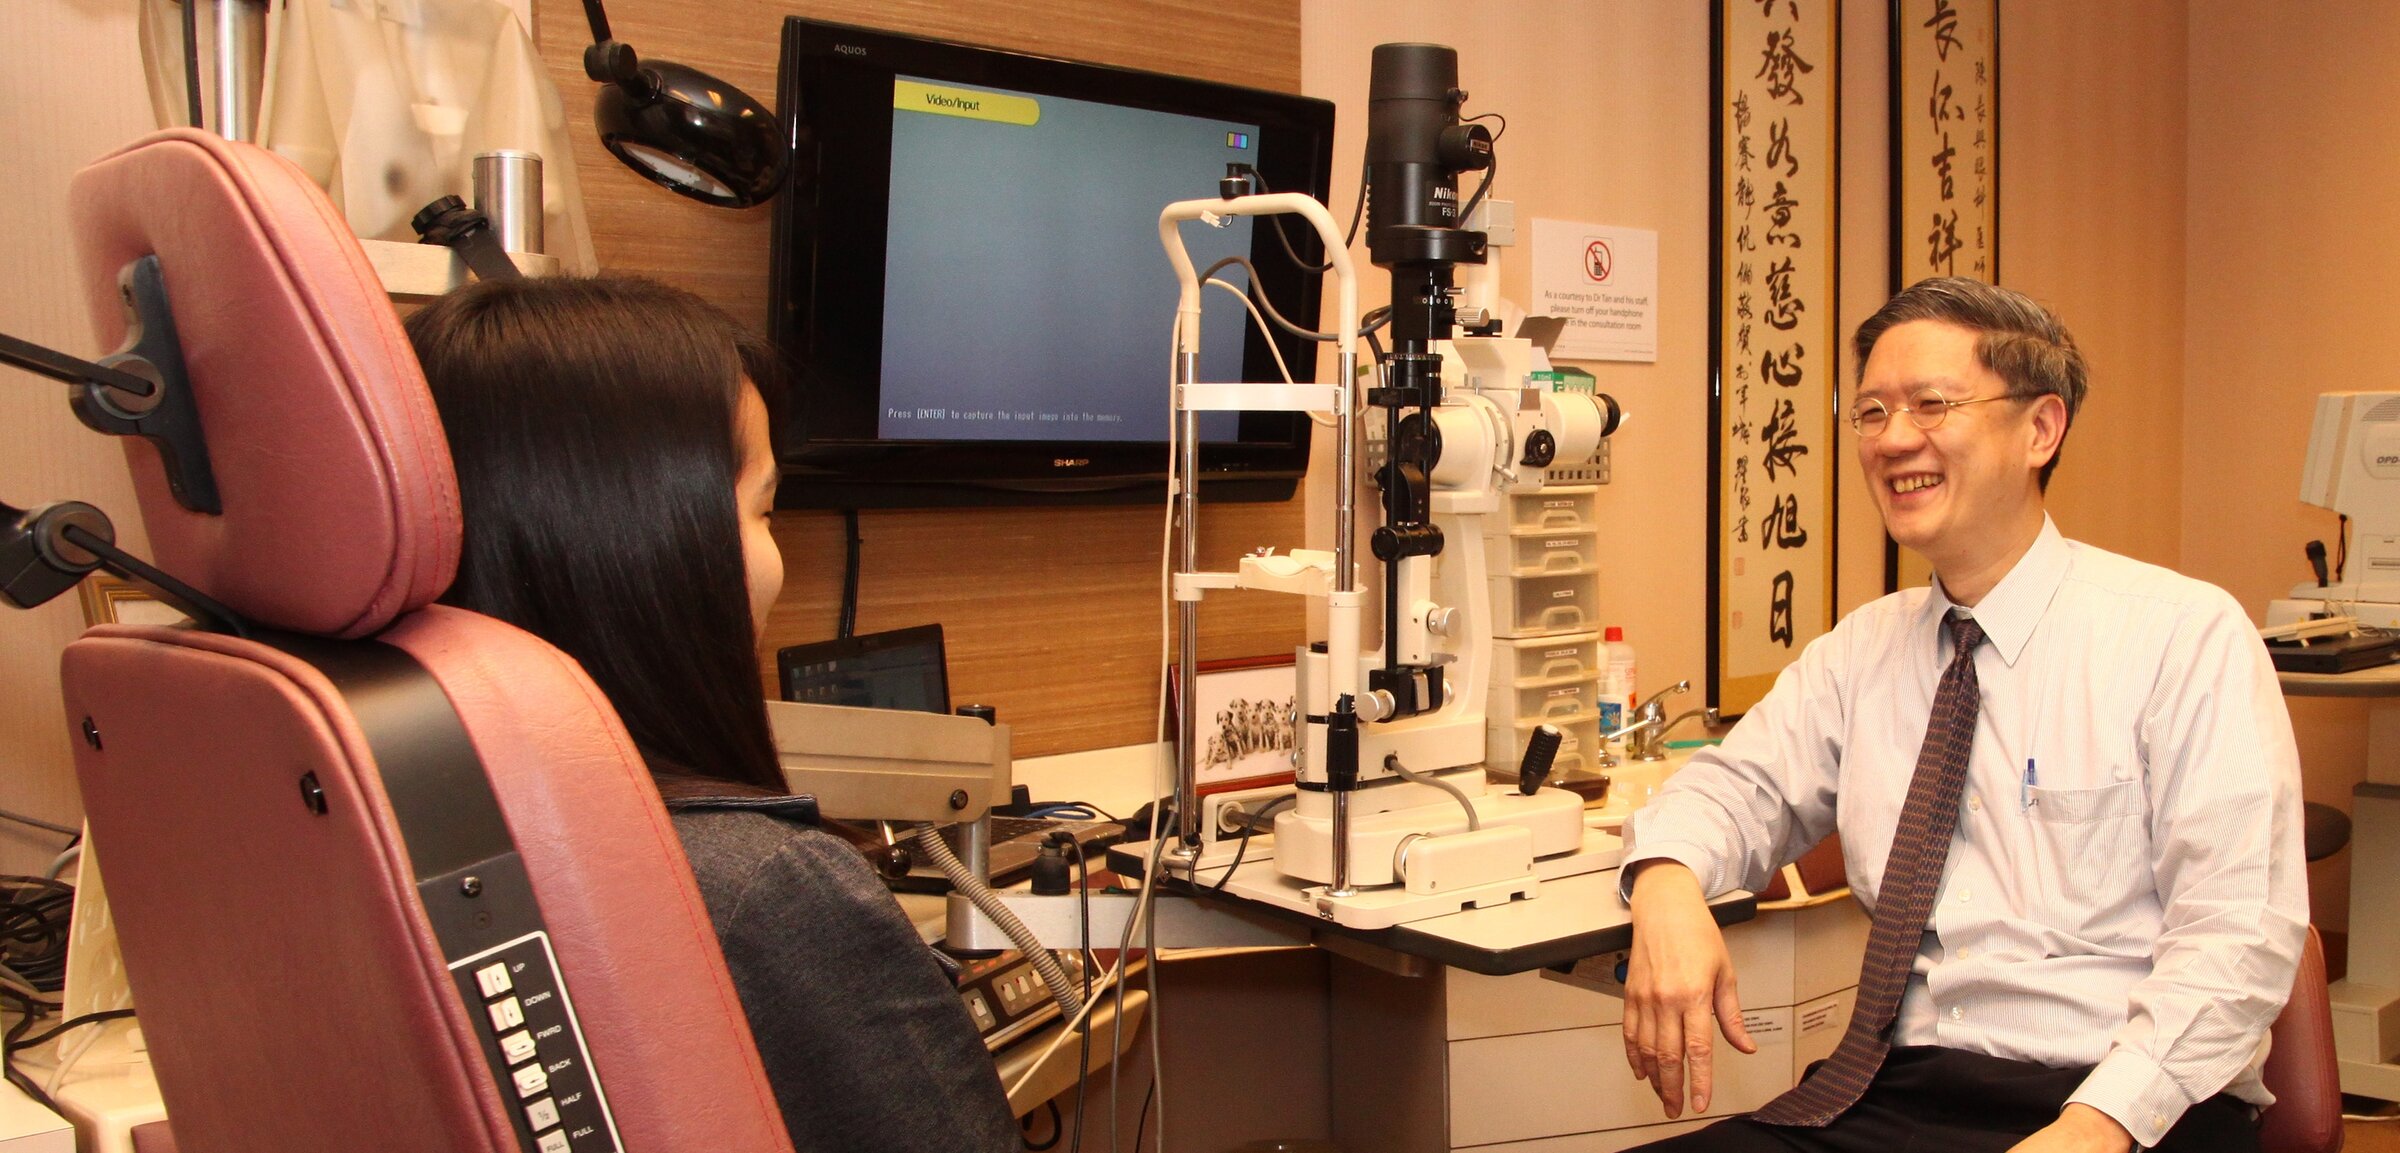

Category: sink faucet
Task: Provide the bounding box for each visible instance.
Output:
[1604,679,1720,762]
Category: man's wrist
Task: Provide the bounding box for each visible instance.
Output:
[2056,1103,2134,1152]
[1628,858,1698,899]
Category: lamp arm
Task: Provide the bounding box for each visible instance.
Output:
[580,0,611,46]
[61,521,249,638]
[0,332,158,400]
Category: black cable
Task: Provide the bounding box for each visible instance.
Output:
[838,509,861,640]
[1064,837,1092,1153]
[1,1007,138,1124]
[1464,111,1509,144]
[4,1062,63,1119]
[1130,1072,1157,1152]
[1,876,75,994]
[1206,796,1293,894]
[1363,308,1391,371]
[180,0,204,131]
[0,809,78,839]
[1457,151,1498,233]
[1227,163,1369,276]
[2338,515,2351,583]
[1020,1099,1063,1150]
[7,1008,136,1051]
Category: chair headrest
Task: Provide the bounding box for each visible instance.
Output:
[68,129,459,638]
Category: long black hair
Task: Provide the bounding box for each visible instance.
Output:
[405,276,787,794]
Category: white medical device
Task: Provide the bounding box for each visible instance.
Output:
[2270,391,2400,628]
[1153,46,1627,930]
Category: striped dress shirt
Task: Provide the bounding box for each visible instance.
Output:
[1623,518,2308,1147]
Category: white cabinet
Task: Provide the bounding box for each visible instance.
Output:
[1331,896,1867,1152]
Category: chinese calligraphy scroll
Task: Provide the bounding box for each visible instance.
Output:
[1710,0,1840,717]
[1888,0,1996,592]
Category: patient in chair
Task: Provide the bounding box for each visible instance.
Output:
[405,276,1019,1153]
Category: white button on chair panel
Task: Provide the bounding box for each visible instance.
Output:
[500,1030,537,1065]
[488,997,525,1032]
[513,1061,549,1099]
[537,1130,572,1153]
[525,1097,560,1131]
[475,962,513,998]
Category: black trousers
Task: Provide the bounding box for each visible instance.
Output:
[1624,1047,2260,1152]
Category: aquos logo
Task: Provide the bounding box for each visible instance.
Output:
[833,43,868,56]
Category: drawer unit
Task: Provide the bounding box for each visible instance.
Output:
[1502,529,1600,576]
[1502,676,1596,722]
[1495,633,1602,683]
[1488,571,1599,636]
[1493,487,1600,536]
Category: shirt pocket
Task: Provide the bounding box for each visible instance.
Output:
[2025,779,2150,937]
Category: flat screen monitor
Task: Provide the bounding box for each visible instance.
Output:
[768,20,1337,508]
[776,624,950,713]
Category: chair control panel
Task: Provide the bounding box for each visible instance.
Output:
[449,931,623,1153]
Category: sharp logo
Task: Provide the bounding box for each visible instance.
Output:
[833,43,867,56]
[1052,458,1090,468]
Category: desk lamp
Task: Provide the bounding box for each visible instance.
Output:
[579,0,788,207]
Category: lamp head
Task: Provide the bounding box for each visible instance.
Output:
[584,39,787,208]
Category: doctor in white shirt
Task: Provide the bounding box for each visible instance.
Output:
[1616,277,2307,1153]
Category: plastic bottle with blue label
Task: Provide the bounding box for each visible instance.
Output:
[1597,626,1636,736]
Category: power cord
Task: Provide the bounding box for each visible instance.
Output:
[1222,163,1369,275]
[1,877,75,995]
[1020,1098,1064,1150]
[1059,834,1094,1153]
[0,809,78,840]
[0,869,136,1117]
[1210,795,1295,894]
[837,509,861,639]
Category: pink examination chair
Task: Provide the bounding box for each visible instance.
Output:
[37,128,795,1153]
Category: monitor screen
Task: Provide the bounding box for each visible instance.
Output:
[777,624,950,713]
[769,20,1337,507]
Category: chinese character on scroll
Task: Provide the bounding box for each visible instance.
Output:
[1889,0,1996,592]
[1711,0,1840,717]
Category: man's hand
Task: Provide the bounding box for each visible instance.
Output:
[1623,861,1756,1118]
[2006,1104,2136,1153]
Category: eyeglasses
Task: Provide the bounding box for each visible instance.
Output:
[1848,388,2025,436]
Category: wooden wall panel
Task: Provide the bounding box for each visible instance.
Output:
[529,0,1305,756]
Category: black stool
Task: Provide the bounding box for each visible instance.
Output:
[2303,801,2352,862]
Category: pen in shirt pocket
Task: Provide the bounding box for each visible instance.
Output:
[2023,758,2037,810]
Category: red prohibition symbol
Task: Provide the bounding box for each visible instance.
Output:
[1585,239,1613,283]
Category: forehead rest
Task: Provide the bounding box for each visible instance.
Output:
[69,129,459,638]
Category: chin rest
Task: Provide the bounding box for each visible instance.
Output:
[54,130,793,1153]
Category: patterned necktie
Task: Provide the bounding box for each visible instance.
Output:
[1751,612,1986,1128]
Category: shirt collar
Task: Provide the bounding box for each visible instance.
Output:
[1921,515,2069,667]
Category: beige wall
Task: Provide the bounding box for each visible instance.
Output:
[0,0,156,877]
[1,0,2370,929]
[1301,1,1722,700]
[2185,0,2400,933]
[2003,1,2187,568]
[1300,1,2189,717]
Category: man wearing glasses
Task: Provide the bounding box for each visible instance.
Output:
[1615,278,2305,1152]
